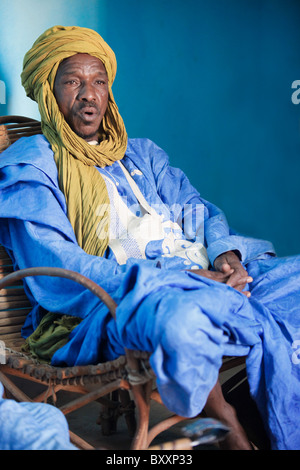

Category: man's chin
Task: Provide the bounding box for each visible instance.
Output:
[77,131,99,142]
[67,115,102,142]
[71,125,99,142]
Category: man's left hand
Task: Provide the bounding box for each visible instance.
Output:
[214,251,253,297]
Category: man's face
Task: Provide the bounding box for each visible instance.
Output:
[54,53,109,142]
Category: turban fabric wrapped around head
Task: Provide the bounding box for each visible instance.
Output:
[21,25,128,256]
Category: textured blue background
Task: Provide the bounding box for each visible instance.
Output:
[1,0,300,256]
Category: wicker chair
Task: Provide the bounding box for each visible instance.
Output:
[0,115,247,450]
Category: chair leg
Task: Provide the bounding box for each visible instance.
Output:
[118,389,136,437]
[130,380,153,450]
[97,391,120,436]
[69,430,95,450]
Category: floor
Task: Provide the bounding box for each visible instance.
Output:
[5,364,269,451]
[65,391,199,450]
[64,363,270,451]
[7,374,222,451]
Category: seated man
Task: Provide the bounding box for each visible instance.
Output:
[0,25,299,450]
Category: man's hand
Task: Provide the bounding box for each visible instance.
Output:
[213,251,252,297]
[188,268,236,285]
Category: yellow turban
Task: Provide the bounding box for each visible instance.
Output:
[21,25,127,257]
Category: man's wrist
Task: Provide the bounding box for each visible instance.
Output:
[214,250,241,270]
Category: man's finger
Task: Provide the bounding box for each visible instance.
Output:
[231,276,253,286]
[225,273,253,288]
[242,291,251,298]
[220,262,232,273]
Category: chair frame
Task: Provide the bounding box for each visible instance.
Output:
[0,115,247,450]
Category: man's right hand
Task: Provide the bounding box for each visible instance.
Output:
[187,267,252,297]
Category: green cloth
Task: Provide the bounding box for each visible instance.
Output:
[22,313,82,363]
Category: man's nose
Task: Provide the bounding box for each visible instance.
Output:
[77,82,96,101]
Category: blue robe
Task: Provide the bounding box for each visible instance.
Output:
[0,381,76,449]
[1,134,300,449]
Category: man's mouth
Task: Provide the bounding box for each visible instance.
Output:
[77,105,100,122]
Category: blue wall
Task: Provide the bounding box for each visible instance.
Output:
[1,0,300,257]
